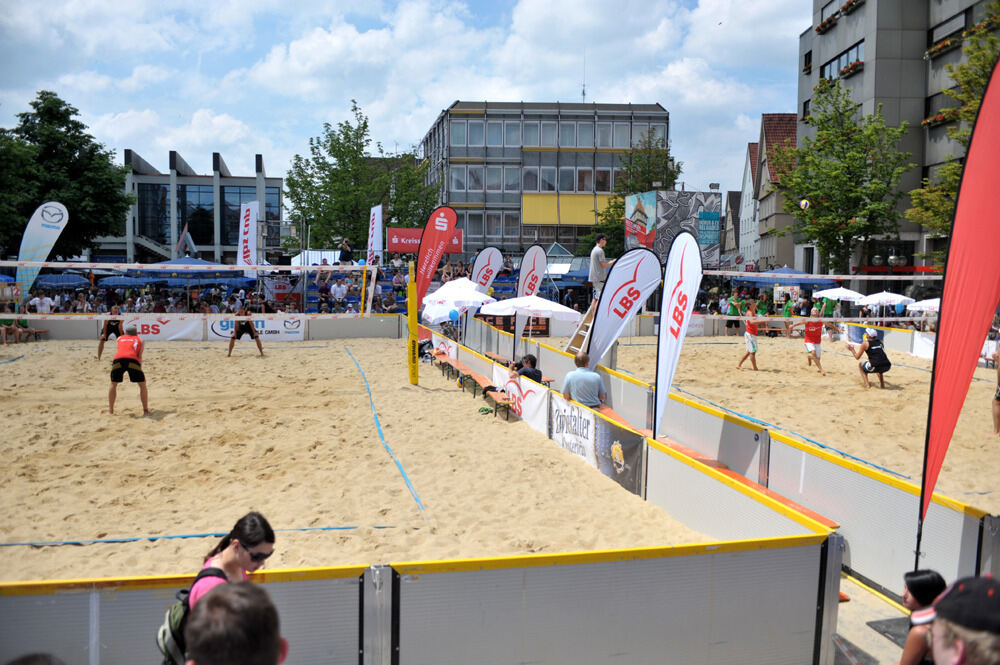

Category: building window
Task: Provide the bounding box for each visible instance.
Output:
[822,40,864,79]
[486,212,502,239]
[802,99,810,119]
[577,121,594,148]
[505,120,520,146]
[468,120,485,146]
[486,165,502,191]
[505,166,520,191]
[178,184,215,246]
[631,123,649,146]
[804,50,812,72]
[467,165,484,191]
[931,12,966,44]
[577,168,593,193]
[540,121,557,147]
[522,167,539,191]
[504,212,520,238]
[649,124,666,144]
[450,120,466,147]
[221,185,258,245]
[137,183,170,245]
[596,122,613,147]
[523,121,539,147]
[613,122,630,148]
[820,0,837,21]
[595,168,611,192]
[467,212,484,238]
[486,121,503,146]
[613,168,624,189]
[450,165,466,191]
[558,166,575,192]
[540,166,557,192]
[560,121,576,147]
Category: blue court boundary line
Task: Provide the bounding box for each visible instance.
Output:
[345,345,427,516]
[0,354,25,364]
[613,366,911,480]
[0,525,396,548]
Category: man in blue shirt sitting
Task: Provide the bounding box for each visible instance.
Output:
[561,352,606,408]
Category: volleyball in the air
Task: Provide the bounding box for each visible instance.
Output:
[799,199,810,210]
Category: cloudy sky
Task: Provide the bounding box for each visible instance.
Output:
[0,0,809,205]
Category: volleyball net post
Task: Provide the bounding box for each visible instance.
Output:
[407,261,419,385]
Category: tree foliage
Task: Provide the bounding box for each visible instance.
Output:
[905,0,999,266]
[584,133,682,257]
[770,79,912,273]
[0,91,131,258]
[284,101,438,251]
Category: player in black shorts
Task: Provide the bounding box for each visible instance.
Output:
[228,304,264,357]
[97,304,124,360]
[108,324,149,416]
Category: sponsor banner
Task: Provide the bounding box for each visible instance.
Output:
[386,227,463,254]
[415,207,458,303]
[366,204,383,265]
[921,60,1000,521]
[491,365,548,432]
[238,201,259,276]
[549,393,596,467]
[514,244,547,357]
[594,416,645,495]
[261,276,298,302]
[430,331,457,359]
[474,314,549,336]
[207,318,305,342]
[654,232,702,439]
[16,201,70,299]
[470,246,503,293]
[688,313,706,337]
[123,317,201,341]
[588,248,662,370]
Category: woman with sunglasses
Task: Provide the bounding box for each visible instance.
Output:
[188,512,275,608]
[895,568,947,665]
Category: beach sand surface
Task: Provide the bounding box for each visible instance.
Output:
[601,332,1000,515]
[0,338,708,583]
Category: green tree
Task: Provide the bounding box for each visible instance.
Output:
[0,91,131,258]
[583,133,682,257]
[284,101,437,251]
[905,1,999,266]
[771,79,912,273]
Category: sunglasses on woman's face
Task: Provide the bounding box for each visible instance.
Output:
[240,542,273,562]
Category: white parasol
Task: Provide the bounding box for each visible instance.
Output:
[813,287,865,302]
[857,291,915,306]
[421,277,496,324]
[906,297,941,312]
[479,294,582,324]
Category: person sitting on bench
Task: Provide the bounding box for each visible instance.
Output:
[508,354,542,383]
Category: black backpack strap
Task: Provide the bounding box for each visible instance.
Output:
[181,567,229,607]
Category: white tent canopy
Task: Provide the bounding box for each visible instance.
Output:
[907,297,941,312]
[858,291,915,306]
[813,287,865,302]
[479,294,582,324]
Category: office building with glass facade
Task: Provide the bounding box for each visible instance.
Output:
[98,150,283,263]
[420,101,669,254]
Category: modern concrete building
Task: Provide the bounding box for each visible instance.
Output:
[420,101,670,254]
[755,114,798,270]
[94,151,284,264]
[797,0,999,272]
[737,142,759,269]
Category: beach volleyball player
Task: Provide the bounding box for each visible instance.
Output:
[228,304,264,357]
[108,324,149,416]
[96,304,124,360]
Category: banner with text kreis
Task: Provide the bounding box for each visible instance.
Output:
[387,227,463,254]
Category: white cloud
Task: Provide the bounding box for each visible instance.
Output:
[57,71,113,92]
[118,65,172,93]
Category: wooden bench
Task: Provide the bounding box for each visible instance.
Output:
[435,351,513,418]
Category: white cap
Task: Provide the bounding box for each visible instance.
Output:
[865,328,878,337]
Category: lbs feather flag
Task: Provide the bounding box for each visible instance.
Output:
[471,246,503,294]
[513,244,547,358]
[654,232,703,439]
[16,201,70,300]
[917,59,1000,553]
[415,206,457,302]
[238,201,259,277]
[588,248,662,370]
[366,204,383,265]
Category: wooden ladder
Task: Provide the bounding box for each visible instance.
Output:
[564,300,597,355]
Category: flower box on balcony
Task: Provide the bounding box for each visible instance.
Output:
[924,36,962,60]
[839,60,864,78]
[921,108,960,128]
[815,15,838,34]
[840,0,865,15]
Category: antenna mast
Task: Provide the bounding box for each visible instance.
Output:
[581,49,587,103]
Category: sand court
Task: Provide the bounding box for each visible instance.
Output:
[0,338,708,583]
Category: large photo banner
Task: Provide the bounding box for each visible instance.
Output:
[207,317,304,342]
[594,417,645,496]
[549,394,596,467]
[625,190,722,269]
[491,365,548,432]
[16,201,70,299]
[588,248,662,370]
[124,317,201,341]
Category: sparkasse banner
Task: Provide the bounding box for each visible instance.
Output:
[415,207,458,303]
[387,227,463,254]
